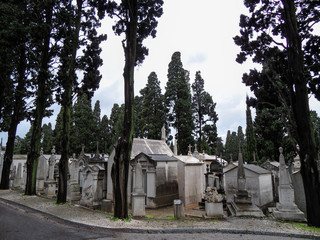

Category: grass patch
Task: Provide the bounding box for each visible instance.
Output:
[54,202,68,206]
[106,214,132,222]
[292,223,320,233]
[146,215,154,219]
[166,216,175,220]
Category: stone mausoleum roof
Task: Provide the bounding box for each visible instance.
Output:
[131,138,173,159]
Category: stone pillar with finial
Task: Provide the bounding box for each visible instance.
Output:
[174,139,178,155]
[36,147,46,194]
[227,143,264,217]
[132,160,146,216]
[188,144,192,156]
[272,147,306,222]
[44,146,57,198]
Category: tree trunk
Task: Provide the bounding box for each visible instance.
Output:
[0,123,18,189]
[112,1,138,219]
[0,44,27,189]
[56,0,83,204]
[282,0,320,227]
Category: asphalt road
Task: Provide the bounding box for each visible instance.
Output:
[0,200,317,240]
[0,200,114,240]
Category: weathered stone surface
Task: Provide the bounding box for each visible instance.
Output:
[101,199,113,212]
[132,161,146,216]
[205,202,224,217]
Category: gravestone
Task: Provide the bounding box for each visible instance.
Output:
[132,161,146,216]
[36,148,46,194]
[227,147,264,217]
[80,164,104,208]
[67,156,81,203]
[44,146,57,197]
[22,163,27,190]
[9,165,16,189]
[272,147,306,222]
[13,163,22,190]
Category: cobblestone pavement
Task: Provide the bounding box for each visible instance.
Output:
[0,190,319,239]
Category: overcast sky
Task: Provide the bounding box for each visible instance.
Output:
[1,0,319,147]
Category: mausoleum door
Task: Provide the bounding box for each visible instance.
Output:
[143,169,147,204]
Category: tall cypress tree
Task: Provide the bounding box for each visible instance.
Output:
[192,71,218,153]
[98,0,163,218]
[72,93,96,153]
[245,97,257,163]
[139,72,166,139]
[225,130,239,162]
[165,52,194,154]
[100,115,111,154]
[0,0,30,189]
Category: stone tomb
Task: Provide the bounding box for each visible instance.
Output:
[131,152,179,208]
[224,163,273,209]
[272,147,306,222]
[176,154,204,207]
[227,148,264,217]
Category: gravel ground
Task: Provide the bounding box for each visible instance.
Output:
[1,189,319,238]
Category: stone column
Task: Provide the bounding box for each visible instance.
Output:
[132,161,146,216]
[36,148,45,194]
[234,147,251,204]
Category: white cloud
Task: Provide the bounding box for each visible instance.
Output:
[1,0,319,147]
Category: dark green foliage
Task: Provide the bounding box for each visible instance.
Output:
[165,52,194,155]
[41,123,54,154]
[14,127,32,155]
[191,71,218,154]
[108,103,124,153]
[225,130,238,162]
[310,111,320,157]
[71,93,96,153]
[0,0,33,189]
[245,100,257,163]
[99,115,111,154]
[136,72,166,140]
[98,0,163,219]
[234,0,320,226]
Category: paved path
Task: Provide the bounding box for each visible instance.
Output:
[1,199,318,240]
[0,190,319,240]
